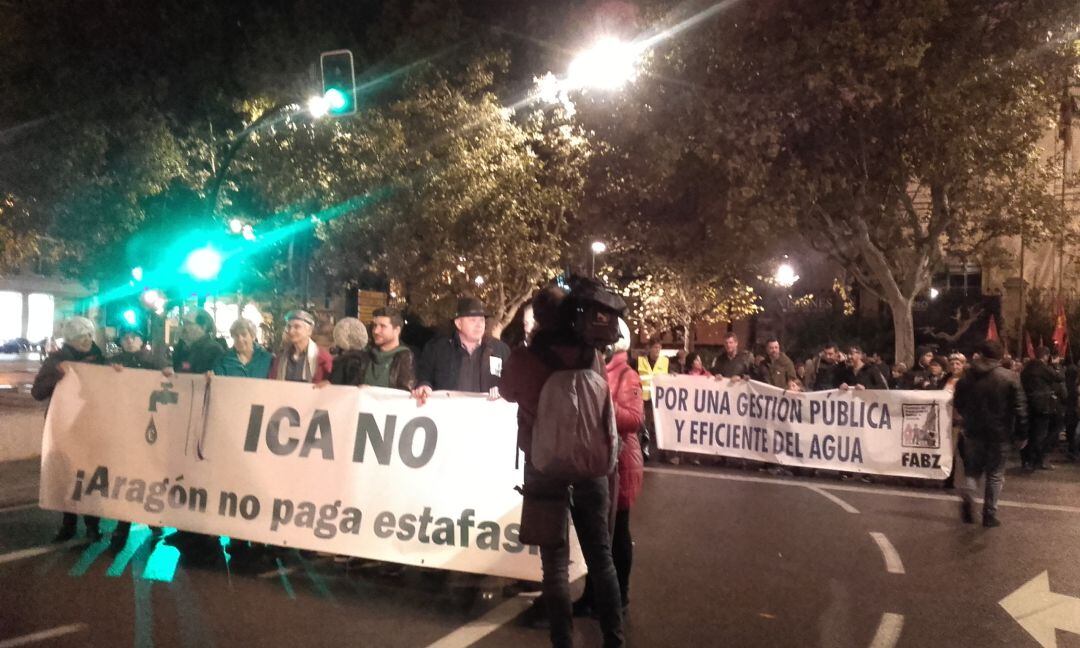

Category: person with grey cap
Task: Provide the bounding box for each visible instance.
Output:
[412,297,510,405]
[270,309,333,383]
[31,316,107,542]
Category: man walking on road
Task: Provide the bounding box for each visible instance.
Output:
[953,340,1028,528]
[1019,346,1064,471]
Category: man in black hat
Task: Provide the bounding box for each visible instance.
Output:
[412,297,511,405]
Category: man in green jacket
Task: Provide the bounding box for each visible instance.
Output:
[360,307,416,391]
[756,338,798,390]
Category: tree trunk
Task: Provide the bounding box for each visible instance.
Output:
[683,317,694,352]
[889,296,915,367]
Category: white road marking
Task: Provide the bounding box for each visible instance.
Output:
[0,540,87,566]
[805,485,860,514]
[644,466,1080,514]
[0,623,88,648]
[869,532,905,575]
[1000,571,1080,648]
[868,613,904,648]
[425,593,540,648]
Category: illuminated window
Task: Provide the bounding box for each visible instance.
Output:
[0,292,22,341]
[27,293,54,342]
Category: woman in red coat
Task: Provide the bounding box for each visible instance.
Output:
[576,319,644,617]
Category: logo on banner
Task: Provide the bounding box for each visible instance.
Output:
[146,381,179,444]
[900,404,940,449]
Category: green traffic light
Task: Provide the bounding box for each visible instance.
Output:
[325,88,348,112]
[122,309,138,326]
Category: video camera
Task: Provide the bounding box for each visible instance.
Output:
[565,275,627,349]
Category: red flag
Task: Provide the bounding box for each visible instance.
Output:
[1025,332,1036,359]
[986,315,999,342]
[1051,299,1069,357]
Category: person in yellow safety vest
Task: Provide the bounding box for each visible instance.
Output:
[637,340,669,402]
[637,340,668,464]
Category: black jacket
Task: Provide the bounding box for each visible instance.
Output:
[954,357,1028,443]
[329,349,367,386]
[417,333,510,392]
[173,335,226,374]
[711,351,754,379]
[840,363,889,390]
[32,343,106,402]
[807,357,844,390]
[1020,359,1066,416]
[108,350,165,370]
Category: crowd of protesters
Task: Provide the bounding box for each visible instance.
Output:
[30,293,1079,648]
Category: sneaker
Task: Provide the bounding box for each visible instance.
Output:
[1037,462,1054,471]
[52,527,76,543]
[982,515,1001,528]
[960,500,974,524]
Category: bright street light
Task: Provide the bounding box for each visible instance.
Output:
[228,218,244,235]
[241,224,256,241]
[930,287,940,300]
[590,240,608,277]
[131,266,144,282]
[474,275,485,287]
[774,262,800,288]
[567,37,641,91]
[183,246,223,281]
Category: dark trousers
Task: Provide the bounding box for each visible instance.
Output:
[1065,413,1080,458]
[580,509,633,607]
[1024,412,1061,466]
[60,512,99,534]
[539,476,624,648]
[961,438,1010,517]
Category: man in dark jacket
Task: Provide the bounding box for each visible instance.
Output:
[756,338,798,389]
[954,340,1028,527]
[500,287,624,648]
[32,317,107,542]
[839,346,888,390]
[412,297,510,404]
[1019,346,1065,471]
[711,332,754,379]
[172,309,225,375]
[805,343,843,390]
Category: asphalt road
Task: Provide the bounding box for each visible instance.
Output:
[1,459,1078,648]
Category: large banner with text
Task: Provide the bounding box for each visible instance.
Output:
[653,375,954,479]
[40,364,582,581]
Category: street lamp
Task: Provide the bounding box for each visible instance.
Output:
[774,262,800,288]
[590,241,607,277]
[183,246,223,282]
[567,37,641,91]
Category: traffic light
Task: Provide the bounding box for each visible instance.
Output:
[320,50,357,117]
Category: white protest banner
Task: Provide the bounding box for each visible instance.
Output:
[40,364,583,581]
[653,375,954,479]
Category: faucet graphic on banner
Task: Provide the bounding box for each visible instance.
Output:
[146,381,179,444]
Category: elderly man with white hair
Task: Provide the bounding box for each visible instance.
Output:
[270,309,333,383]
[32,316,107,542]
